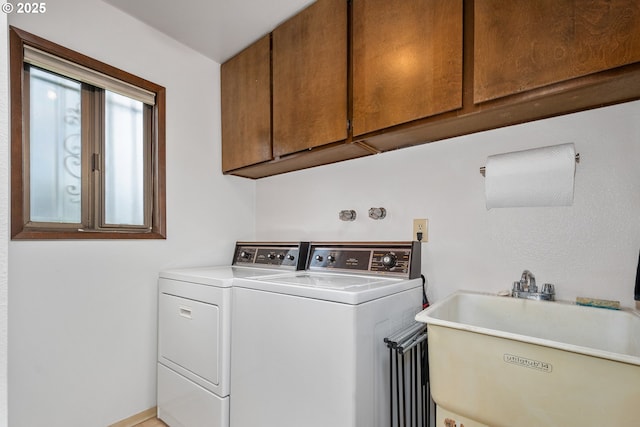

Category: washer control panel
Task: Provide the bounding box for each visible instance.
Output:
[233,242,309,270]
[307,242,420,279]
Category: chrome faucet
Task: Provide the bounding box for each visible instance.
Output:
[512,270,555,301]
[520,270,537,292]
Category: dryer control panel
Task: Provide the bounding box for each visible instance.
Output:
[233,242,309,270]
[307,242,421,279]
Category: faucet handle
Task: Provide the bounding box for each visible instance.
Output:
[542,283,555,295]
[512,281,522,293]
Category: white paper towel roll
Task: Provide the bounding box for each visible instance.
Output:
[485,143,576,209]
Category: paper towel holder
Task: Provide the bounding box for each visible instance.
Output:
[479,153,580,177]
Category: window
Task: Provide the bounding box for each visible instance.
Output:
[10,27,166,239]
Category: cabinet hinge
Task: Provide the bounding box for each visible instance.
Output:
[347,119,352,132]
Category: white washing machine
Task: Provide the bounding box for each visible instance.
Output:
[156,242,308,427]
[230,242,423,427]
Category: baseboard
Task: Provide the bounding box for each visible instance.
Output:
[109,407,157,427]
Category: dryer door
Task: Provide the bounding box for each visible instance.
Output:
[159,293,219,386]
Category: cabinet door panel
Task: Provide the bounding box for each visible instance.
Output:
[474,0,640,103]
[221,35,272,172]
[272,0,348,157]
[352,0,463,137]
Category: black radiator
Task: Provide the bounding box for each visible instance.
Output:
[384,323,434,427]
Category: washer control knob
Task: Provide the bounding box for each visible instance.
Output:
[382,253,397,268]
[286,254,295,261]
[327,255,336,263]
[240,251,251,259]
[276,253,285,260]
[267,253,276,260]
[315,255,324,262]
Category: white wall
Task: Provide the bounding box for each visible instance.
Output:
[1,9,9,427]
[256,101,640,308]
[7,1,255,426]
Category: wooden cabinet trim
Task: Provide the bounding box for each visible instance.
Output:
[223,141,372,179]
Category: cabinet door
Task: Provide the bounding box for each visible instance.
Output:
[474,0,640,103]
[352,0,463,137]
[272,0,348,157]
[221,35,272,172]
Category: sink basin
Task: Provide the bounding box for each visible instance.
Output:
[415,291,640,427]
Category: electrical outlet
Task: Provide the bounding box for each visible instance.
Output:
[413,218,428,242]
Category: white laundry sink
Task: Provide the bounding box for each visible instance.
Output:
[415,291,640,427]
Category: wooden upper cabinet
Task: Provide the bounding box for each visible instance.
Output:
[272,0,348,158]
[221,0,640,179]
[351,0,463,137]
[474,0,640,103]
[221,35,272,172]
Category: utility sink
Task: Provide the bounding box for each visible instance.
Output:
[415,291,640,427]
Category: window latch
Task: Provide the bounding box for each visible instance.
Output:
[92,153,100,171]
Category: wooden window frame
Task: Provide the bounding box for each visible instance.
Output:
[10,26,166,240]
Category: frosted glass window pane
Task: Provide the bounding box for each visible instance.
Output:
[29,67,82,223]
[105,91,144,226]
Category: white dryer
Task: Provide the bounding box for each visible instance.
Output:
[157,242,308,427]
[230,242,423,427]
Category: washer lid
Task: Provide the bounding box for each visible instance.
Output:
[234,272,421,304]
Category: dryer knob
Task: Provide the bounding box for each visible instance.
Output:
[382,253,397,268]
[267,253,276,260]
[327,255,336,263]
[315,255,324,262]
[276,253,285,260]
[286,254,295,261]
[240,251,251,259]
